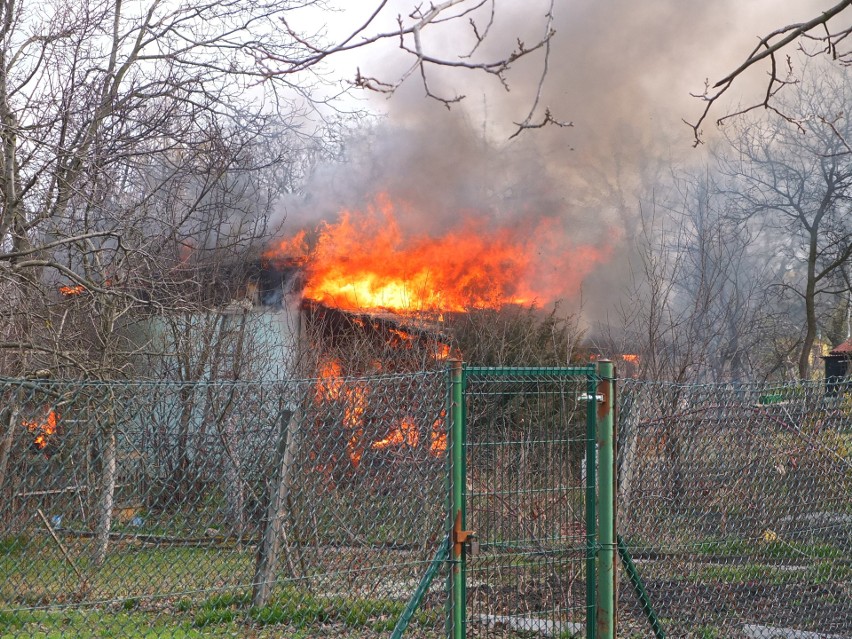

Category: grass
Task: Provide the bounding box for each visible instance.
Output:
[688,558,852,586]
[0,536,256,605]
[0,534,441,636]
[0,587,440,638]
[188,586,431,631]
[1,610,214,639]
[0,535,28,555]
[694,537,844,560]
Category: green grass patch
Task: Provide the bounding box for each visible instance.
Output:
[0,535,28,555]
[193,607,236,626]
[198,591,251,610]
[0,537,255,606]
[695,538,843,560]
[250,598,328,627]
[695,625,722,639]
[0,609,208,638]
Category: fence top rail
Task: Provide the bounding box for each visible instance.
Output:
[0,369,444,389]
[463,365,598,377]
[617,377,842,392]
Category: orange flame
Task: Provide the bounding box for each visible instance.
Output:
[59,285,86,296]
[23,409,58,450]
[313,358,370,466]
[312,358,449,463]
[265,193,613,314]
[434,343,451,360]
[315,359,344,402]
[372,416,420,450]
[430,415,447,455]
[621,354,640,364]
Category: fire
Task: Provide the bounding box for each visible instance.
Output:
[266,193,613,314]
[388,328,415,348]
[372,416,419,450]
[312,357,447,466]
[430,414,447,455]
[315,359,344,402]
[434,342,452,360]
[343,384,368,467]
[313,358,369,466]
[23,409,58,451]
[621,354,640,364]
[59,285,86,296]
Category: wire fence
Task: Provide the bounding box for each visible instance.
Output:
[617,379,852,638]
[2,372,852,639]
[0,372,449,639]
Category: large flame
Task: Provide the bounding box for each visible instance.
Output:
[266,193,612,313]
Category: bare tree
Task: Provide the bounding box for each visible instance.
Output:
[605,169,783,383]
[0,0,551,374]
[719,70,852,379]
[264,0,567,137]
[0,0,561,566]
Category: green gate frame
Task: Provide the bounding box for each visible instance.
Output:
[391,360,617,639]
[448,361,610,639]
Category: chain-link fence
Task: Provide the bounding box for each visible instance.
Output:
[4,371,852,639]
[0,371,448,639]
[617,379,852,638]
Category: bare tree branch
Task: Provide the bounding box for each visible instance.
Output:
[686,0,852,145]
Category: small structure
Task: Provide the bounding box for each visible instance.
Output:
[822,337,852,396]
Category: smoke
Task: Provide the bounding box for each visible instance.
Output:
[275,0,835,323]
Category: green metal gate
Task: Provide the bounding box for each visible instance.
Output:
[447,361,614,639]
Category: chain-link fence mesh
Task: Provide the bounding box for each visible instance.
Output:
[461,368,595,638]
[0,371,448,639]
[5,371,851,639]
[617,379,852,638]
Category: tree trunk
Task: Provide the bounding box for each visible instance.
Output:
[251,402,301,608]
[91,418,117,566]
[0,403,20,529]
[798,230,820,380]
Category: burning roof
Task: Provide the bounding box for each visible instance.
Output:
[265,192,613,316]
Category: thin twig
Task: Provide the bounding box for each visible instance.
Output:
[36,508,89,594]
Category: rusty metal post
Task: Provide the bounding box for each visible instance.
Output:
[596,360,615,639]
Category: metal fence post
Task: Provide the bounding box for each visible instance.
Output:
[596,360,615,639]
[449,359,466,639]
[585,369,598,639]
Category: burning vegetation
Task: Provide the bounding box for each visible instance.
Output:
[59,285,86,297]
[22,408,59,455]
[301,301,451,476]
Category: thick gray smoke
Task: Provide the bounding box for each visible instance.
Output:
[275,0,837,323]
